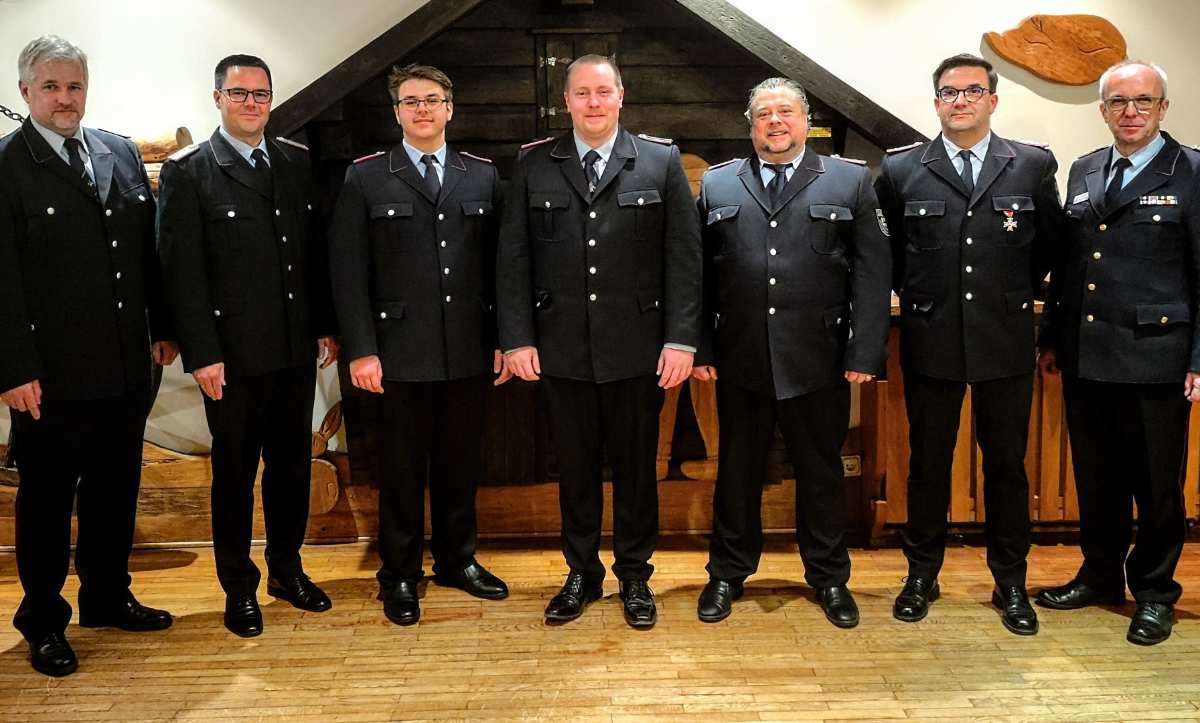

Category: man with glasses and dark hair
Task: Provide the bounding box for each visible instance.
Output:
[329,63,508,626]
[158,53,338,638]
[1,34,177,677]
[1037,60,1199,646]
[497,54,701,628]
[875,53,1062,635]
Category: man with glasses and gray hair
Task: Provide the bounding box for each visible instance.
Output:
[875,53,1062,636]
[0,35,177,676]
[158,53,338,639]
[1037,59,1199,646]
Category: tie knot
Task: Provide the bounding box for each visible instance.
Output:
[64,137,82,151]
[764,162,789,176]
[251,148,268,168]
[583,149,601,165]
[1112,157,1132,170]
[958,149,972,162]
[421,153,438,167]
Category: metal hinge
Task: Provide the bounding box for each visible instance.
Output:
[539,56,572,68]
[841,455,862,477]
[539,106,563,118]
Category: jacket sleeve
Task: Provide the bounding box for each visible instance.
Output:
[158,160,222,372]
[845,166,893,376]
[662,145,702,349]
[1187,164,1200,373]
[1031,150,1063,298]
[303,160,337,339]
[0,174,43,393]
[484,164,501,351]
[496,152,537,352]
[873,155,906,294]
[694,175,717,367]
[328,164,377,363]
[1038,164,1074,352]
[134,140,172,343]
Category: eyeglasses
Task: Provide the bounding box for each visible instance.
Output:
[395,97,449,110]
[936,85,989,104]
[221,88,273,104]
[1102,96,1163,114]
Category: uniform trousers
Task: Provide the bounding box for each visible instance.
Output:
[901,371,1034,587]
[11,392,148,640]
[202,364,315,596]
[706,380,852,587]
[1062,375,1189,604]
[375,375,488,589]
[539,374,664,582]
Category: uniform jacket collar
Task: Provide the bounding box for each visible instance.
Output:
[1083,131,1182,219]
[737,149,824,218]
[388,142,467,207]
[549,126,637,202]
[209,128,276,200]
[20,118,114,204]
[922,132,1017,209]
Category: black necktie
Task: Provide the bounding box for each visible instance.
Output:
[1105,157,1132,210]
[421,154,441,199]
[958,149,974,194]
[250,148,273,194]
[63,137,93,192]
[583,150,601,195]
[764,162,789,209]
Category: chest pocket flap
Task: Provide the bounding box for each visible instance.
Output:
[461,201,494,216]
[809,204,854,221]
[993,195,1035,212]
[530,192,570,210]
[617,189,663,207]
[370,203,413,219]
[1133,206,1183,224]
[904,200,945,218]
[706,205,740,225]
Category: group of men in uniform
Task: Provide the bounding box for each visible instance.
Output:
[1,32,1196,678]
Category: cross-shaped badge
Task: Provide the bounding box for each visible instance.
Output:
[1003,210,1017,232]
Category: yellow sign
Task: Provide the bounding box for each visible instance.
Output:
[807,127,832,138]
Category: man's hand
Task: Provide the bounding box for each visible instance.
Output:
[349,355,384,394]
[657,348,694,389]
[152,341,179,366]
[691,365,718,382]
[1,380,43,420]
[318,337,339,369]
[505,346,541,381]
[845,371,875,384]
[1037,349,1058,377]
[1185,372,1200,403]
[193,362,226,401]
[493,349,514,386]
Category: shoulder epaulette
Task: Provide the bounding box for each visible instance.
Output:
[830,154,867,165]
[1010,138,1050,150]
[886,141,923,154]
[353,151,385,164]
[707,158,741,171]
[1081,144,1109,157]
[275,136,309,152]
[97,128,130,139]
[166,144,200,163]
[638,133,673,145]
[460,151,493,164]
[521,137,555,150]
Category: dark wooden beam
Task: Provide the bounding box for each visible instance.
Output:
[672,0,926,149]
[268,0,489,137]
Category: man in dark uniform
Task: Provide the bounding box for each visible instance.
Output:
[329,64,508,626]
[158,54,338,638]
[875,54,1061,635]
[693,77,891,627]
[497,54,701,628]
[0,35,176,677]
[1038,60,1199,646]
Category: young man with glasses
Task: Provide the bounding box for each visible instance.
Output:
[329,63,508,626]
[1037,60,1199,646]
[158,53,338,638]
[875,53,1063,635]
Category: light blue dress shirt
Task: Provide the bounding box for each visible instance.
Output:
[1106,132,1165,190]
[403,140,447,184]
[942,132,991,185]
[756,148,805,188]
[30,117,94,182]
[219,126,270,167]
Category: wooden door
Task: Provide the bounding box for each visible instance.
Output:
[535,32,620,135]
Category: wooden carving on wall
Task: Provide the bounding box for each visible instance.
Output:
[984,15,1126,85]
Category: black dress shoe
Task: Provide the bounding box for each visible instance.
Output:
[697,579,744,623]
[619,580,657,629]
[224,595,263,638]
[817,585,860,628]
[29,632,78,677]
[437,562,509,600]
[893,577,939,623]
[992,586,1039,636]
[267,574,332,612]
[383,581,420,626]
[1036,580,1125,610]
[1127,602,1173,646]
[79,595,173,631]
[544,572,603,623]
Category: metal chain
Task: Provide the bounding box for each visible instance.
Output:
[0,103,26,124]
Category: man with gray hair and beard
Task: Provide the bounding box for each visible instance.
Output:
[1038,59,1200,646]
[0,35,177,676]
[692,77,891,627]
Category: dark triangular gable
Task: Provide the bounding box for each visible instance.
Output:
[269,0,924,149]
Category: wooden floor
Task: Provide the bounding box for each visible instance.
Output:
[1,539,1198,722]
